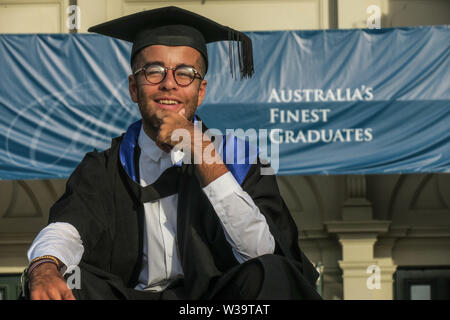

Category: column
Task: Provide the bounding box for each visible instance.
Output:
[325,175,396,299]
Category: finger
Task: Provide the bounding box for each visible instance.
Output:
[48,288,63,300]
[30,291,41,300]
[63,289,76,300]
[38,293,51,300]
[30,288,48,300]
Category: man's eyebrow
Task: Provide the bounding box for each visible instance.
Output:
[176,63,195,68]
[142,61,165,67]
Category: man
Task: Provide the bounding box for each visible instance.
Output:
[25,6,321,300]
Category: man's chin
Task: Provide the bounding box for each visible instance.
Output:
[156,103,182,112]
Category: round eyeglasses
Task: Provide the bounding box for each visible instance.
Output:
[134,64,204,87]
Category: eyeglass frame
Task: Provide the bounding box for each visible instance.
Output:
[133,63,204,87]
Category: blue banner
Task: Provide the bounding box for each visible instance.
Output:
[0,26,449,179]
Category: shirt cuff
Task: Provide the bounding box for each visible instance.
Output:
[27,222,84,269]
[202,171,242,204]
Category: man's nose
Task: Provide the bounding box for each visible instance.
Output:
[159,70,177,90]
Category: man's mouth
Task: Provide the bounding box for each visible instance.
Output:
[155,98,182,110]
[157,99,178,105]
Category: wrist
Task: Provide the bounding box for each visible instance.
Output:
[27,255,65,277]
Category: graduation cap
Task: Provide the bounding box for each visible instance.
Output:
[88,6,254,79]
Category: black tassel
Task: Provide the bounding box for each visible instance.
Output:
[241,33,254,79]
[227,28,254,79]
[228,29,235,79]
[237,33,242,74]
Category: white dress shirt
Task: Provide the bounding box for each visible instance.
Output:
[28,127,275,291]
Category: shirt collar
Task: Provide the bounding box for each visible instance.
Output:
[138,126,164,161]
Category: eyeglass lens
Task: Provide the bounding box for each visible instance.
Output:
[144,65,197,86]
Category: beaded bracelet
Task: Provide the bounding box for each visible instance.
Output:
[28,255,61,276]
[27,258,59,276]
[29,255,59,267]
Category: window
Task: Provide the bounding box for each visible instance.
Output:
[0,274,22,300]
[395,267,450,300]
[410,283,431,300]
[0,287,6,300]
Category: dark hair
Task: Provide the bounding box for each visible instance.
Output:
[130,52,141,73]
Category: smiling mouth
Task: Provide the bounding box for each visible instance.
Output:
[156,99,180,105]
[154,98,182,111]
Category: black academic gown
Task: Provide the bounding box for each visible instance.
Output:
[48,119,321,300]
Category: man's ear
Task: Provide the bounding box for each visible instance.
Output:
[196,79,208,106]
[129,74,138,103]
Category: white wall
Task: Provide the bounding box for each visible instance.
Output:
[1,0,448,34]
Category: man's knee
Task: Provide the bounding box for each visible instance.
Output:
[234,254,294,299]
[235,259,265,285]
[255,253,287,264]
[240,254,292,284]
[212,259,264,299]
[252,254,322,299]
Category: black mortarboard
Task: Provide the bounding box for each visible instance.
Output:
[88,6,254,78]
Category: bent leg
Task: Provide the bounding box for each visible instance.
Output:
[209,259,264,299]
[255,254,322,299]
[206,254,322,300]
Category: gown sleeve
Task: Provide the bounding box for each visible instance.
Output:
[47,150,113,265]
[240,160,320,287]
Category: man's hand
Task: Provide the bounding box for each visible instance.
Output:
[154,108,228,186]
[155,108,194,151]
[29,262,75,300]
